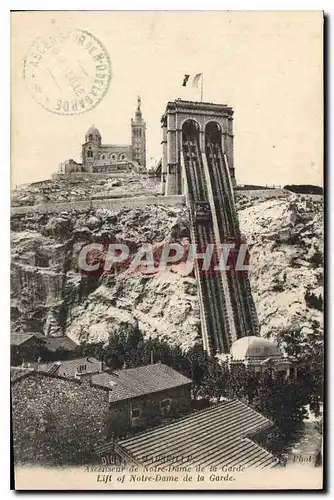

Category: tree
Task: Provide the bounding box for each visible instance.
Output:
[251,373,308,434]
[185,345,225,400]
[277,324,324,415]
[225,365,260,403]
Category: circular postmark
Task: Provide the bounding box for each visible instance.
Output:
[23,29,111,115]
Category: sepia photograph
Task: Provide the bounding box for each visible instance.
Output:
[10,10,324,490]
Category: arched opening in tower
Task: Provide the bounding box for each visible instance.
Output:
[182,119,200,143]
[205,121,222,146]
[181,119,206,201]
[181,119,205,199]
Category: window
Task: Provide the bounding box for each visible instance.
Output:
[78,364,87,372]
[130,404,141,427]
[160,399,171,416]
[87,150,93,158]
[88,134,93,142]
[131,408,140,418]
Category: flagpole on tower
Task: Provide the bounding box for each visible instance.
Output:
[200,73,204,102]
[182,73,204,101]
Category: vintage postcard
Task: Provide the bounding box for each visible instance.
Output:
[10,10,324,490]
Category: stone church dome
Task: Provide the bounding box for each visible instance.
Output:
[86,125,101,137]
[230,336,282,360]
[85,125,101,144]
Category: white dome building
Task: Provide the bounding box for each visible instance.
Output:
[231,336,281,360]
[228,336,296,378]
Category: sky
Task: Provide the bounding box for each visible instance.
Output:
[11,11,323,187]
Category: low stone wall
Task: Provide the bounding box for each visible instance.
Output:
[52,172,143,180]
[11,195,186,215]
[234,188,287,199]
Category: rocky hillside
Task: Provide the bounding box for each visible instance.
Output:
[238,194,323,340]
[12,173,160,207]
[11,187,323,352]
[11,203,200,350]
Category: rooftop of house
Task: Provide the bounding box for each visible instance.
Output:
[10,333,78,351]
[116,399,278,469]
[10,366,35,382]
[11,361,191,401]
[39,357,100,376]
[41,336,78,352]
[10,332,44,346]
[92,363,192,403]
[10,368,109,393]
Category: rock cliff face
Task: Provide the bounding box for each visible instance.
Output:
[11,203,200,349]
[237,195,323,340]
[11,187,323,351]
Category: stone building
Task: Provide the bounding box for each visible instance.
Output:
[91,363,192,437]
[11,370,110,465]
[11,358,192,464]
[58,96,146,174]
[10,333,46,365]
[10,333,78,365]
[11,362,192,464]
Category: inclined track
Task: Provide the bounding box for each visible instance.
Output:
[183,136,231,353]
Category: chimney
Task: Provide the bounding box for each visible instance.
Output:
[99,360,104,372]
[150,350,154,365]
[76,371,94,385]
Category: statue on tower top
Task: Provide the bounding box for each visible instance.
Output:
[135,95,142,121]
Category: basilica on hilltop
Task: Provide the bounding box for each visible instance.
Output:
[58,96,146,174]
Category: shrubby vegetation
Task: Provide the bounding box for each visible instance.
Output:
[304,288,323,311]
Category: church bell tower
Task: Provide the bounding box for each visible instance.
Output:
[131,96,146,168]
